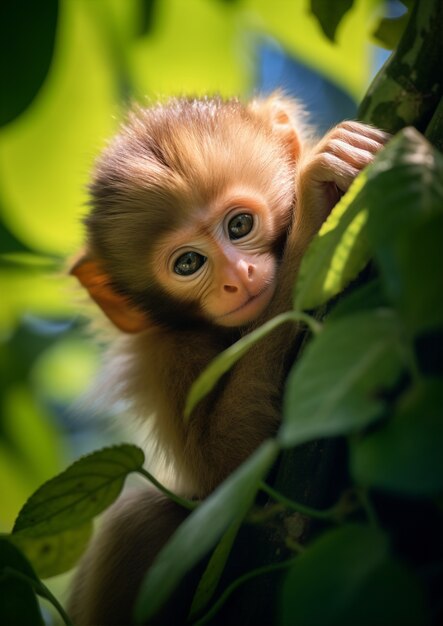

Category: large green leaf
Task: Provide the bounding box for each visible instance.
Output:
[365,128,443,334]
[0,538,44,626]
[13,445,144,536]
[281,525,427,626]
[294,174,370,311]
[280,310,403,448]
[350,380,443,496]
[134,439,279,623]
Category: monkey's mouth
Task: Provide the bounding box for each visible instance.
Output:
[218,284,274,326]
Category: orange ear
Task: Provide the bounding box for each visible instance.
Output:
[249,92,302,161]
[70,257,151,334]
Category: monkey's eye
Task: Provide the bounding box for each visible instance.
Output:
[228,213,254,240]
[174,251,207,276]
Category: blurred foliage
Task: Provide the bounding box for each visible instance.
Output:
[0,0,380,531]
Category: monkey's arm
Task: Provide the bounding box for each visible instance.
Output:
[68,487,190,626]
[272,121,390,305]
[175,122,390,494]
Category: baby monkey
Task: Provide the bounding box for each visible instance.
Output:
[69,94,388,624]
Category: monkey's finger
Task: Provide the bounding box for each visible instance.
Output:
[323,139,381,170]
[329,129,388,156]
[303,152,361,192]
[335,121,391,145]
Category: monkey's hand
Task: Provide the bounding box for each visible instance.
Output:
[296,121,390,237]
[251,122,390,326]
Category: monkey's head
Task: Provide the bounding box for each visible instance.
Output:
[71,94,303,332]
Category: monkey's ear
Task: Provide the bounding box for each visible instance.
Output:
[249,93,302,161]
[70,257,151,334]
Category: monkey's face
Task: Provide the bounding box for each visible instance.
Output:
[153,188,279,327]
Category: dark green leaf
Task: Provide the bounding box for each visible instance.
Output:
[189,517,242,619]
[366,128,443,334]
[310,0,355,42]
[372,13,410,50]
[0,212,35,255]
[9,522,92,578]
[328,278,386,320]
[13,445,145,535]
[280,310,403,448]
[0,1,59,125]
[351,379,443,496]
[134,440,279,623]
[0,537,44,626]
[281,525,428,626]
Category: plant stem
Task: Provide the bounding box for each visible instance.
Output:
[137,468,198,511]
[259,481,339,521]
[355,488,379,529]
[192,557,299,625]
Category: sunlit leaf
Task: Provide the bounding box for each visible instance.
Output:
[294,174,370,311]
[8,522,92,579]
[0,537,44,626]
[244,0,372,98]
[135,440,279,623]
[281,525,427,626]
[131,0,246,97]
[351,380,443,496]
[280,310,403,448]
[13,445,145,536]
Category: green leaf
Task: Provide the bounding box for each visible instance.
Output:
[281,525,427,626]
[294,173,370,311]
[310,0,355,42]
[0,2,59,126]
[185,312,298,419]
[365,129,443,334]
[13,445,145,536]
[8,522,92,579]
[280,310,403,448]
[134,439,279,623]
[189,517,243,619]
[328,279,386,320]
[350,379,443,496]
[0,537,44,626]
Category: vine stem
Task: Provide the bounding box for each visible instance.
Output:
[191,556,299,625]
[259,481,339,521]
[2,567,74,626]
[137,468,198,511]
